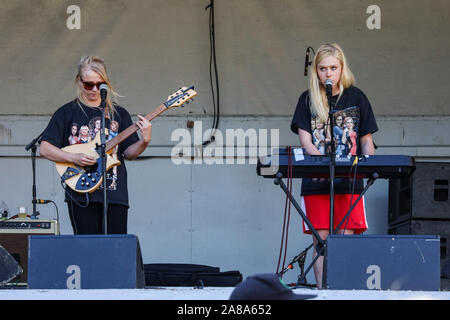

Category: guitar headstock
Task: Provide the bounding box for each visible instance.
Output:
[164,86,197,109]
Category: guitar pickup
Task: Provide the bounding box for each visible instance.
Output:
[61,167,79,182]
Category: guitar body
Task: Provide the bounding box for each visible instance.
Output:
[56,132,121,193]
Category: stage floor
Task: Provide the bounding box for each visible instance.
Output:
[0,286,449,300]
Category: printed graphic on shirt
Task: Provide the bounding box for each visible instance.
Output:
[311,106,360,159]
[68,118,120,191]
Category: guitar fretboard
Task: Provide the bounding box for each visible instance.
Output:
[105,104,167,152]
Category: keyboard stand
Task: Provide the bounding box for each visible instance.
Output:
[274,172,325,286]
[274,171,379,288]
[333,172,379,233]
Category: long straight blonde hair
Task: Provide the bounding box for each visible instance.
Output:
[309,43,355,123]
[75,55,121,120]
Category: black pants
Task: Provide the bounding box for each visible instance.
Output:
[68,201,128,235]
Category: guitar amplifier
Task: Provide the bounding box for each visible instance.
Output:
[0,219,59,234]
[0,219,59,284]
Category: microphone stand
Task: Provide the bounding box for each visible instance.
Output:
[326,85,336,235]
[25,131,44,219]
[98,88,108,234]
[322,81,336,288]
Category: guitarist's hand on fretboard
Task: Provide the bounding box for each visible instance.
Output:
[136,114,152,144]
[123,115,152,161]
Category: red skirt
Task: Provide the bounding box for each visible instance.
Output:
[301,194,367,234]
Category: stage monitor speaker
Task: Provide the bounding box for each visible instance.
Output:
[325,235,440,291]
[389,162,450,224]
[0,244,23,286]
[388,219,450,280]
[27,234,145,289]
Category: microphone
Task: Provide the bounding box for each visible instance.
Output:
[325,79,333,98]
[304,47,310,76]
[99,83,108,102]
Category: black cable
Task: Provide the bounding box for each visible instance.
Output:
[276,147,293,276]
[48,200,60,222]
[342,156,359,233]
[338,164,361,226]
[283,149,293,274]
[204,0,220,146]
[0,200,59,225]
[209,2,217,132]
[61,180,90,208]
[69,199,78,235]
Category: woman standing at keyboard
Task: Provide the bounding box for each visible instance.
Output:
[290,43,378,289]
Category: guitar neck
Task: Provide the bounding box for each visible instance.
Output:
[105,104,167,152]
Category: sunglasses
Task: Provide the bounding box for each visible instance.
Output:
[80,79,107,91]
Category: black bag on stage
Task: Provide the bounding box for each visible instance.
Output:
[144,263,242,287]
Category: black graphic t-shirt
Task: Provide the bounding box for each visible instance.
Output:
[290,86,378,196]
[40,99,140,207]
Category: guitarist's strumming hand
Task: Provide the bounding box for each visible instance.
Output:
[71,153,97,167]
[39,140,97,167]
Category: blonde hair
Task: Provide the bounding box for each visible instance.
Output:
[309,43,355,123]
[75,55,121,119]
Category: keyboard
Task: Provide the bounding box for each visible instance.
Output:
[256,147,415,179]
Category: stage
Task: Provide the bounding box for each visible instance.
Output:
[0,286,449,300]
[1,3,450,314]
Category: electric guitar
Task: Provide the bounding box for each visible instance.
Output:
[55,86,197,193]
